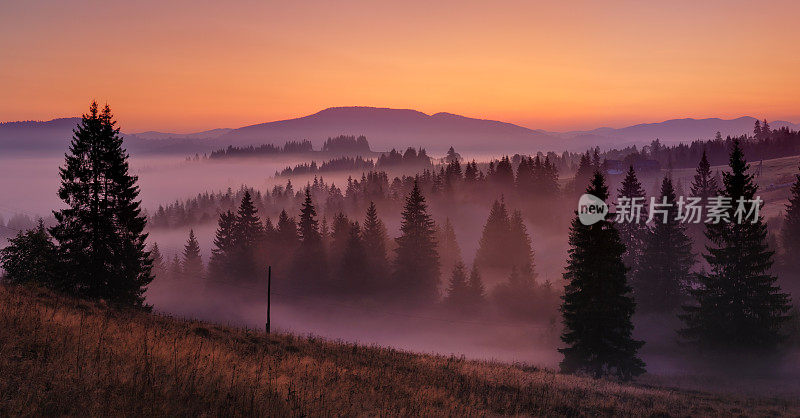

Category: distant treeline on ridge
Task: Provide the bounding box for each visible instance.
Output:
[207,135,372,159]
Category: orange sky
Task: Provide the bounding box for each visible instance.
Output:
[1,0,799,132]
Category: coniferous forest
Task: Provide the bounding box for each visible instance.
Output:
[3,102,800,415]
[6,2,800,414]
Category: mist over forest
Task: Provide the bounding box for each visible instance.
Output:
[4,112,800,391]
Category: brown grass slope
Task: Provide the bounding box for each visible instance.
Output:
[0,285,798,417]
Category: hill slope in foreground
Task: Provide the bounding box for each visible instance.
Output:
[1,285,798,416]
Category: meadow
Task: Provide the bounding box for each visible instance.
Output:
[2,284,799,416]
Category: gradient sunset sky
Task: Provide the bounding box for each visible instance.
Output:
[2,0,799,132]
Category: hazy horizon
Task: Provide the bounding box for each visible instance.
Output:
[3,1,800,133]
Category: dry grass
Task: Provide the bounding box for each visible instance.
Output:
[1,284,798,416]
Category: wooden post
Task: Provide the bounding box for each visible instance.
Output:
[266,265,271,335]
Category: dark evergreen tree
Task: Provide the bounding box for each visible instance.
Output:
[232,191,264,279]
[560,172,645,380]
[169,254,182,281]
[362,202,389,287]
[150,242,165,278]
[464,160,479,183]
[208,211,235,281]
[182,229,204,280]
[492,156,515,188]
[329,212,351,267]
[339,221,371,295]
[508,210,534,269]
[50,102,152,306]
[680,139,791,353]
[542,156,560,196]
[437,218,462,277]
[444,262,470,311]
[393,180,440,304]
[635,176,694,313]
[0,220,58,287]
[291,188,328,291]
[276,209,299,248]
[475,199,512,270]
[616,166,648,281]
[690,150,719,201]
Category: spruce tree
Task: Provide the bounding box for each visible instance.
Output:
[393,180,440,304]
[339,221,371,295]
[444,262,470,311]
[475,199,512,270]
[150,242,165,278]
[616,166,647,281]
[0,220,58,287]
[362,202,389,286]
[508,210,534,269]
[560,172,645,380]
[437,218,463,277]
[50,102,152,306]
[330,212,351,267]
[182,229,204,280]
[690,150,718,201]
[208,211,235,281]
[169,254,182,281]
[232,191,264,280]
[680,139,791,353]
[276,209,299,248]
[291,188,328,291]
[635,176,694,313]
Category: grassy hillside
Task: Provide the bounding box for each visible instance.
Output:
[1,285,799,416]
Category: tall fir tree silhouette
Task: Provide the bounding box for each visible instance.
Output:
[232,191,264,280]
[635,176,694,313]
[208,211,235,281]
[444,261,470,311]
[680,139,791,353]
[508,209,534,269]
[437,218,463,277]
[51,102,152,306]
[560,171,645,380]
[362,202,389,288]
[339,221,371,295]
[475,199,512,270]
[393,179,440,304]
[291,188,328,291]
[616,166,647,283]
[182,229,204,280]
[690,150,719,201]
[150,242,165,278]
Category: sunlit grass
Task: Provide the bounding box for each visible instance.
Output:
[1,284,798,416]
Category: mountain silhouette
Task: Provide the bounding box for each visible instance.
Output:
[1,107,797,155]
[214,107,557,153]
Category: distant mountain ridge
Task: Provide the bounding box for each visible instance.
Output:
[1,107,797,156]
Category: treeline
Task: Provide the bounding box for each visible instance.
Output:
[151,152,563,229]
[205,135,375,160]
[154,186,558,319]
[277,156,375,177]
[600,120,800,170]
[321,135,371,153]
[208,140,313,159]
